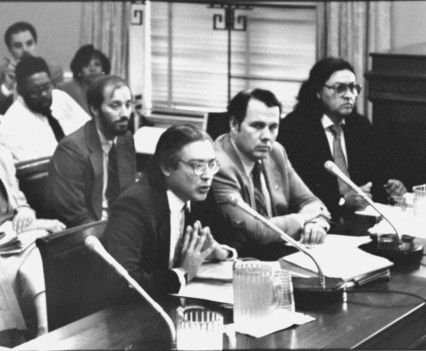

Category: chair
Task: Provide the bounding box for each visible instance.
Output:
[36,220,114,331]
[15,157,51,217]
[204,111,230,140]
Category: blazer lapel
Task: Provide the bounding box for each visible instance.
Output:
[86,123,103,218]
[223,135,256,207]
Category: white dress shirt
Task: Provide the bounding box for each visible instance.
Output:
[97,129,117,221]
[0,89,91,162]
[230,137,272,217]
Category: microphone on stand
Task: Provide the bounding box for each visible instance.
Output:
[324,160,423,265]
[226,194,345,306]
[324,160,400,237]
[84,235,177,347]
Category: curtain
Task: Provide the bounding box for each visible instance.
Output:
[316,1,392,115]
[80,2,132,81]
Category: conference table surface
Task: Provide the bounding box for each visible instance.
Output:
[15,254,426,350]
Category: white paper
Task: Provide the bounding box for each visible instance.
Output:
[230,310,315,338]
[282,236,393,281]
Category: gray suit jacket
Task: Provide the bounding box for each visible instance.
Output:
[212,133,329,257]
[45,120,136,227]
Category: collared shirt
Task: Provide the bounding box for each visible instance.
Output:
[166,189,237,292]
[166,189,190,291]
[230,138,272,217]
[0,89,91,162]
[97,128,117,221]
[321,114,348,164]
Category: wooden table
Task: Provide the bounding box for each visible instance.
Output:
[15,255,426,350]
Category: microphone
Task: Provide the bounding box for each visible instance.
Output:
[84,235,177,346]
[324,160,423,266]
[226,194,345,306]
[324,160,399,237]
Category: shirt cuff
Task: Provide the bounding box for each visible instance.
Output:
[172,267,187,293]
[1,83,12,97]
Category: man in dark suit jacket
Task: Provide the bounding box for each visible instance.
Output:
[277,57,406,233]
[45,75,136,227]
[212,89,331,259]
[104,124,235,298]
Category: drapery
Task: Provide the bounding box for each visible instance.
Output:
[316,1,392,114]
[80,2,132,81]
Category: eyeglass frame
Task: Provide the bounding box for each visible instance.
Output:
[323,82,362,96]
[177,158,220,176]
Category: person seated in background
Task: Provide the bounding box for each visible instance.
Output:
[57,44,111,115]
[0,21,63,115]
[45,75,136,228]
[104,124,236,299]
[277,57,406,234]
[0,143,65,342]
[211,88,330,260]
[0,55,90,162]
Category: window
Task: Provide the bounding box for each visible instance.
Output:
[150,2,316,115]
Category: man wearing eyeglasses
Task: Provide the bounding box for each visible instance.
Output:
[211,88,331,260]
[104,124,235,299]
[277,57,406,234]
[0,55,90,162]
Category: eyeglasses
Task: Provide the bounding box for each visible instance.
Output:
[323,83,362,96]
[178,159,220,176]
[26,82,53,98]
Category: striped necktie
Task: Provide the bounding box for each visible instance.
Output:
[329,124,350,195]
[251,161,269,218]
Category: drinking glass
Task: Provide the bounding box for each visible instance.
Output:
[176,306,223,350]
[274,269,295,312]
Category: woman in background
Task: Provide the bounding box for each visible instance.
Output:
[57,44,111,114]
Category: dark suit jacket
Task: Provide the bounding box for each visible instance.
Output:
[104,158,214,298]
[45,120,136,227]
[211,133,329,258]
[277,109,387,224]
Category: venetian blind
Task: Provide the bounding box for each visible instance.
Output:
[150,2,316,114]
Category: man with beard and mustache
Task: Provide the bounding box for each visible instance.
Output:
[277,57,406,234]
[0,56,90,162]
[0,21,64,115]
[211,88,331,260]
[45,75,136,227]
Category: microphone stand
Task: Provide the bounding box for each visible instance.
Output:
[227,195,346,308]
[84,236,177,348]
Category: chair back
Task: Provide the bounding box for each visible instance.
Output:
[204,111,230,140]
[36,220,112,331]
[15,157,51,217]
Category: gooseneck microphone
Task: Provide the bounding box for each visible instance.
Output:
[227,194,329,289]
[324,160,400,238]
[84,235,177,346]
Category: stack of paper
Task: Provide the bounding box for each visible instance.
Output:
[0,221,47,255]
[281,235,393,284]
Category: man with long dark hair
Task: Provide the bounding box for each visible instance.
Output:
[277,57,406,233]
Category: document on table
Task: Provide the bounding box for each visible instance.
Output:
[356,201,426,238]
[281,235,393,282]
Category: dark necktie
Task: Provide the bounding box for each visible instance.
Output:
[174,203,189,267]
[329,124,350,195]
[43,110,65,142]
[251,161,269,218]
[106,144,119,206]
